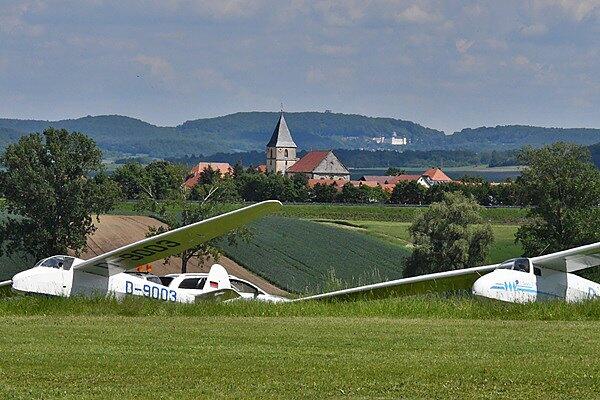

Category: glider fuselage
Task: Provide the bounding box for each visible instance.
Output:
[11,257,196,303]
[472,266,600,303]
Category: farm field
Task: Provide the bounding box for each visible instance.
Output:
[111,202,528,224]
[329,221,522,265]
[218,216,410,293]
[0,297,599,400]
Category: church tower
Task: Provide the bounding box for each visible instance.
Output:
[266,112,298,174]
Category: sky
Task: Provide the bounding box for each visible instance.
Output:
[0,1,598,134]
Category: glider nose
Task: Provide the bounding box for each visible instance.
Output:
[471,277,486,297]
[11,270,31,293]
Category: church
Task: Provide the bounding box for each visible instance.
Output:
[265,113,350,181]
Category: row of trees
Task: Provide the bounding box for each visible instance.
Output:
[109,161,520,207]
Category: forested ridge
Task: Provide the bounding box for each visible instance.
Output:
[1,112,599,158]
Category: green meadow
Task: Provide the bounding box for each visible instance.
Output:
[325,220,522,265]
[0,296,599,400]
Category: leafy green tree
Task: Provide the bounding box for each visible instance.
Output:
[336,183,362,203]
[385,167,405,176]
[197,165,221,185]
[0,128,119,260]
[515,143,600,255]
[312,183,338,203]
[390,181,426,204]
[144,161,187,200]
[113,162,150,199]
[404,192,493,277]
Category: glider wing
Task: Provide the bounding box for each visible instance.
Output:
[73,201,282,277]
[531,242,600,273]
[294,264,498,302]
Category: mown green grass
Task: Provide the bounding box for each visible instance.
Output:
[335,221,523,264]
[0,297,599,399]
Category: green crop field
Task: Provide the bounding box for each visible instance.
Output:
[0,296,599,399]
[218,216,410,293]
[111,202,528,224]
[322,221,523,265]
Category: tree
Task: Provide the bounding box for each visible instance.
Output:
[113,162,150,199]
[390,181,426,204]
[140,184,247,274]
[404,192,493,277]
[144,161,187,200]
[0,128,120,260]
[515,143,600,255]
[385,167,405,176]
[313,183,337,203]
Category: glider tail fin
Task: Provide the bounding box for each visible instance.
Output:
[202,264,232,291]
[195,264,240,302]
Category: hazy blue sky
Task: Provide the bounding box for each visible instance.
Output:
[0,1,598,133]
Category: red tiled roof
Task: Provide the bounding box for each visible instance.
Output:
[183,162,232,189]
[190,162,232,175]
[422,168,452,182]
[308,179,395,193]
[256,164,267,173]
[286,151,330,173]
[307,178,346,189]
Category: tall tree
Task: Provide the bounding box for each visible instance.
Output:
[404,192,493,277]
[0,128,119,260]
[515,143,600,255]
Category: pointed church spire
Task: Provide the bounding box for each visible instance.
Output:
[267,112,297,148]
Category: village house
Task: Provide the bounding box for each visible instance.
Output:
[359,167,452,189]
[183,162,232,189]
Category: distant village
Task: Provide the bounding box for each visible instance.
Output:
[184,112,454,195]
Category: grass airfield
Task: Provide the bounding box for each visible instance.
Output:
[1,296,599,399]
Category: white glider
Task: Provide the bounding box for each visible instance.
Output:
[1,201,282,303]
[297,242,600,303]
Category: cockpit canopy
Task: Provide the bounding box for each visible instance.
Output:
[498,258,531,273]
[34,255,76,270]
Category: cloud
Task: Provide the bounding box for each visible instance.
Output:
[520,23,548,37]
[513,55,556,83]
[534,0,600,22]
[157,0,266,20]
[305,42,357,57]
[455,39,474,54]
[0,1,45,36]
[134,55,174,80]
[305,66,354,85]
[195,68,233,91]
[395,5,441,24]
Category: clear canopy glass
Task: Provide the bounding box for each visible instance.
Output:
[34,255,75,270]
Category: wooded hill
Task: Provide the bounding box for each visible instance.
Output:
[0,112,599,157]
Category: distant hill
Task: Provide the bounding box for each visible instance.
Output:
[447,125,600,151]
[0,113,599,157]
[0,112,444,157]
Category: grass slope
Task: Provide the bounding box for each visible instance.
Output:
[111,202,528,224]
[218,216,409,293]
[279,204,528,224]
[333,221,522,264]
[0,297,599,399]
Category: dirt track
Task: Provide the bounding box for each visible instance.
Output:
[78,215,287,296]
